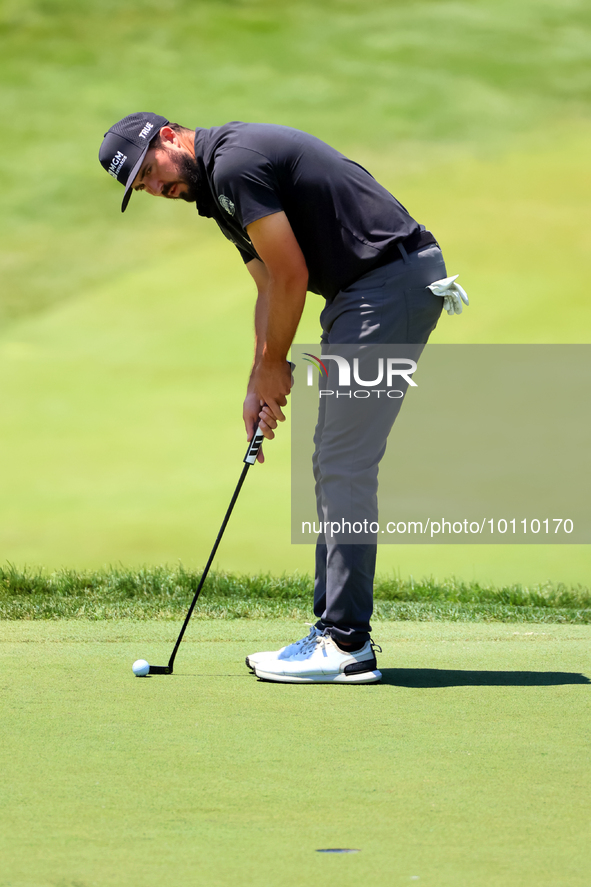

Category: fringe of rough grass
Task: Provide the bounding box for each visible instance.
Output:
[0,564,589,623]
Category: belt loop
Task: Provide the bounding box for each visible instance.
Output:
[398,242,410,264]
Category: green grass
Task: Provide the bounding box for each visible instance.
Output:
[1,619,590,886]
[2,0,591,321]
[0,152,590,583]
[2,564,590,623]
[2,6,590,885]
[1,0,589,582]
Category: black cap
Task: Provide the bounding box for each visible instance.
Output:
[99,112,170,212]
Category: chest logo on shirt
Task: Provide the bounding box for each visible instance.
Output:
[218,194,235,216]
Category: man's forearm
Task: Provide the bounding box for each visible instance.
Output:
[249,288,269,390]
[262,273,307,364]
[244,214,308,419]
[249,275,306,392]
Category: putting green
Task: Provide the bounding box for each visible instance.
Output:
[1,620,589,887]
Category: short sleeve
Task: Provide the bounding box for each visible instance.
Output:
[236,245,256,264]
[212,218,259,265]
[212,147,284,229]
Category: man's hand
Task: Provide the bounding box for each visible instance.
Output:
[250,356,292,425]
[245,356,292,449]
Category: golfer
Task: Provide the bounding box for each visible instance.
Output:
[99,113,467,684]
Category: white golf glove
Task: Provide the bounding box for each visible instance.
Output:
[427,274,469,315]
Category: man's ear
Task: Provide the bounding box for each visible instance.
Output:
[158,125,177,146]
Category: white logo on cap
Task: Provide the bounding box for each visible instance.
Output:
[218,195,235,216]
[108,151,127,179]
[139,122,154,139]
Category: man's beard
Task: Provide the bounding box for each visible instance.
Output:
[162,152,201,203]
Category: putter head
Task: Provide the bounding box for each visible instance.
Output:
[148,664,172,675]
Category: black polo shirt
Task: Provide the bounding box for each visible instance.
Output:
[193,122,420,300]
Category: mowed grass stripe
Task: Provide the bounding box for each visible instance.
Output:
[1,565,589,623]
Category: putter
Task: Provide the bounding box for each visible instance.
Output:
[147,422,266,675]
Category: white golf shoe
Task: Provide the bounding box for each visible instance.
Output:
[253,631,382,684]
[245,624,323,671]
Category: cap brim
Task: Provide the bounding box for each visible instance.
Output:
[121,144,150,213]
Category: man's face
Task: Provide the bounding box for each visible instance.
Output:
[132,141,199,202]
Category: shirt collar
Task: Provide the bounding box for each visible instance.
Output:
[193,128,215,218]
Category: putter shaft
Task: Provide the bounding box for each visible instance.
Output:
[148,424,265,675]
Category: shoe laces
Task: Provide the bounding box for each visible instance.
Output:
[299,627,331,654]
[299,631,382,656]
[292,623,321,651]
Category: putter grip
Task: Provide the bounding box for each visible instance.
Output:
[244,425,265,464]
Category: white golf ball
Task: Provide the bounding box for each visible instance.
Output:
[132,659,150,677]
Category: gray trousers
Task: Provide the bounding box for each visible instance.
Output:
[313,242,446,645]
